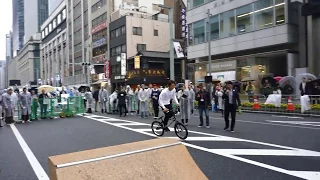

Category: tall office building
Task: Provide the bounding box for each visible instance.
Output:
[0,61,6,89]
[12,0,48,57]
[64,0,90,86]
[5,32,13,87]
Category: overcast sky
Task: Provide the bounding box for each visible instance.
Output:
[0,0,12,61]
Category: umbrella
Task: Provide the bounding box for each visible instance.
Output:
[212,79,221,83]
[78,86,90,92]
[38,85,55,93]
[273,76,282,82]
[299,73,317,80]
[279,76,296,88]
[261,76,277,87]
[241,77,255,82]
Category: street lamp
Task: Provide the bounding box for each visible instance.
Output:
[158,4,175,81]
[206,9,213,99]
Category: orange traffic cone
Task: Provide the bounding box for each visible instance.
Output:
[286,96,295,111]
[252,96,260,110]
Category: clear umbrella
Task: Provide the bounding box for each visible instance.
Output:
[299,73,317,80]
[279,76,296,88]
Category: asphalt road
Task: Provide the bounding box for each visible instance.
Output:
[0,111,320,180]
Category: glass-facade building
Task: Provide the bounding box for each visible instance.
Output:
[187,0,309,95]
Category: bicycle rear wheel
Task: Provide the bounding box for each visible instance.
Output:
[151,121,164,136]
[174,122,188,140]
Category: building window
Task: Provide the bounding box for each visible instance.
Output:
[133,27,142,36]
[154,29,158,36]
[116,28,120,37]
[275,0,285,25]
[137,44,146,51]
[193,0,204,7]
[49,23,52,32]
[57,14,62,24]
[45,27,48,35]
[254,0,274,30]
[220,10,236,38]
[121,26,126,35]
[236,4,254,34]
[53,19,57,29]
[62,9,67,20]
[92,0,107,13]
[42,31,45,38]
[110,30,116,39]
[193,20,205,44]
[116,46,121,55]
[210,15,219,40]
[121,44,126,53]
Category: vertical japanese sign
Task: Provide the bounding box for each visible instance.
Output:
[120,53,127,76]
[181,8,187,38]
[104,60,110,78]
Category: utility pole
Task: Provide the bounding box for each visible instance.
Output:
[158,4,174,81]
[207,9,213,98]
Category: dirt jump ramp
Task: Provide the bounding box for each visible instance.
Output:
[48,138,208,180]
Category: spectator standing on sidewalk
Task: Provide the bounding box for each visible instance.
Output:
[151,85,161,118]
[30,90,39,120]
[177,84,191,126]
[126,85,134,115]
[99,86,108,113]
[135,85,141,115]
[148,84,154,117]
[20,87,32,123]
[245,81,255,103]
[93,87,100,112]
[195,83,211,128]
[223,81,241,132]
[118,87,127,117]
[138,84,149,118]
[39,89,49,119]
[3,88,16,125]
[215,85,224,117]
[188,84,195,115]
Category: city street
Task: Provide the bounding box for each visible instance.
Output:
[1,111,320,180]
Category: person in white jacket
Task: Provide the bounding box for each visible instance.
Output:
[99,86,109,113]
[215,86,224,117]
[138,84,149,118]
[126,85,134,115]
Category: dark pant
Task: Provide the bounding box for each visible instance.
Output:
[40,104,48,118]
[94,99,98,111]
[198,106,209,126]
[224,104,236,130]
[153,102,159,117]
[163,104,174,126]
[118,104,127,116]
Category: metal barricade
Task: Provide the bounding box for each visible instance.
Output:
[16,96,85,120]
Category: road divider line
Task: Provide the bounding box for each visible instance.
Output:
[238,119,320,130]
[10,124,49,180]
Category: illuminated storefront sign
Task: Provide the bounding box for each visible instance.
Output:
[91,53,107,64]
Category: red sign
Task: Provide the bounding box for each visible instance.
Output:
[104,60,110,78]
[91,22,107,34]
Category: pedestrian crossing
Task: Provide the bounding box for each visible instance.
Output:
[82,114,320,180]
[267,120,320,127]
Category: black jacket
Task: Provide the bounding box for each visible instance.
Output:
[117,91,127,105]
[195,90,210,108]
[222,89,241,109]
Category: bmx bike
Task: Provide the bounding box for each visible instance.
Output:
[151,111,188,140]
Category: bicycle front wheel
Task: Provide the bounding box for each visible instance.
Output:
[174,122,188,140]
[151,121,164,137]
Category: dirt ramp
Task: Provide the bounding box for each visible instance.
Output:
[48,138,208,180]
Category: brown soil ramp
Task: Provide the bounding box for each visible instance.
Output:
[48,138,208,180]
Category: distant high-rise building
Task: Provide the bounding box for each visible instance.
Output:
[12,0,49,57]
[5,32,13,87]
[49,0,64,15]
[0,61,6,89]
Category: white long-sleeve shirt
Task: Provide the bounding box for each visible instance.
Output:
[138,89,149,102]
[158,88,179,109]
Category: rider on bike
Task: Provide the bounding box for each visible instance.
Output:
[158,80,180,132]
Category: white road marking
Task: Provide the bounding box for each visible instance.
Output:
[272,115,304,119]
[209,149,320,156]
[267,120,320,127]
[166,136,243,141]
[10,124,49,180]
[237,119,320,130]
[113,123,149,126]
[83,114,320,180]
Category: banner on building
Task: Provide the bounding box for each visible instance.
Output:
[134,56,140,69]
[173,42,185,58]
